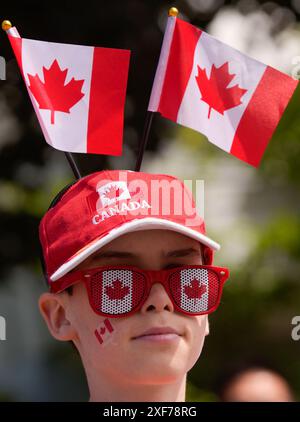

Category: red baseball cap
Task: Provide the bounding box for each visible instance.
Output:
[40,169,220,291]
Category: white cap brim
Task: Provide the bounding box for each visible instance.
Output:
[50,217,220,282]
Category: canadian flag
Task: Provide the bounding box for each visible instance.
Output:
[148,17,298,167]
[94,318,114,345]
[6,27,130,155]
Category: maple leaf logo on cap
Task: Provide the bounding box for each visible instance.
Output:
[97,181,131,208]
[195,62,247,119]
[104,185,124,201]
[27,59,85,124]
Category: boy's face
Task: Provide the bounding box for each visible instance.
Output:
[40,229,209,385]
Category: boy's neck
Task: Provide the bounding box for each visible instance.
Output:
[88,374,187,402]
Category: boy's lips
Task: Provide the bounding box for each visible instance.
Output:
[132,326,182,340]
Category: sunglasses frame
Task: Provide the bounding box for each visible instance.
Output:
[54,264,230,318]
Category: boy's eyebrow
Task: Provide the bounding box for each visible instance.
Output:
[90,251,136,260]
[91,247,201,260]
[165,247,201,257]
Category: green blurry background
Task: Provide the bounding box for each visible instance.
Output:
[0,0,300,401]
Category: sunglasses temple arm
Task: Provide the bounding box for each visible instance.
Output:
[49,270,84,293]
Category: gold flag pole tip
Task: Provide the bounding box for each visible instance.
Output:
[168,7,179,17]
[2,20,12,31]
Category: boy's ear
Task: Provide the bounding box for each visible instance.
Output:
[38,292,77,341]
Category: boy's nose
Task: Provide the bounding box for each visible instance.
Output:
[140,282,174,314]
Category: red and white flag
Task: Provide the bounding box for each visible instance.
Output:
[6,27,130,155]
[148,17,298,167]
[94,319,114,345]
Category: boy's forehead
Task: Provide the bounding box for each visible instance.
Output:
[93,229,202,252]
[75,229,202,270]
[79,229,203,266]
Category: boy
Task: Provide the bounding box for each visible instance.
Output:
[38,169,229,402]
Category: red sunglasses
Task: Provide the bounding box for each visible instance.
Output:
[53,265,229,318]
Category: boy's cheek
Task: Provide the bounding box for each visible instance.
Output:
[92,317,130,350]
[192,315,209,339]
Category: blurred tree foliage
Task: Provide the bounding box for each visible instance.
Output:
[187,79,300,400]
[0,0,300,401]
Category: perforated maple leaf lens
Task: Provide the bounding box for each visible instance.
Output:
[89,269,145,316]
[169,268,220,314]
[184,278,207,299]
[105,279,130,300]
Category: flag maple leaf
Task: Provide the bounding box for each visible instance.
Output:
[105,279,130,300]
[184,279,207,299]
[195,62,247,118]
[104,185,124,200]
[27,59,85,124]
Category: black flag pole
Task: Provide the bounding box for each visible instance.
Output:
[135,111,155,172]
[64,152,82,179]
[134,7,178,172]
